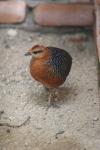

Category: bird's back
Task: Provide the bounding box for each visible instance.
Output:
[46,47,72,79]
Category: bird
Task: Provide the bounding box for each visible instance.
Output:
[25,45,72,106]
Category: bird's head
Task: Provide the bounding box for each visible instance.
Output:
[25,45,48,59]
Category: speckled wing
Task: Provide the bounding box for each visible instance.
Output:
[46,47,72,80]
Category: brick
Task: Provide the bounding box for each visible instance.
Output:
[0,1,26,23]
[33,4,94,27]
[95,0,100,4]
[70,0,91,3]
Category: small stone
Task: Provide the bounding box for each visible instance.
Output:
[7,29,17,37]
[6,129,10,133]
[1,147,7,150]
[88,88,93,91]
[28,37,32,42]
[25,142,29,147]
[3,89,7,95]
[5,43,10,49]
[93,117,99,121]
[94,102,97,104]
[0,110,4,114]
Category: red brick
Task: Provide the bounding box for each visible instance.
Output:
[0,1,26,23]
[70,0,91,3]
[95,0,100,4]
[33,4,94,27]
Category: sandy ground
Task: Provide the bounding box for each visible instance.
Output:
[0,29,100,150]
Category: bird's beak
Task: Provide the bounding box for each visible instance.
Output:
[24,52,31,56]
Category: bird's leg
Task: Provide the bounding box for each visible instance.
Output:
[43,86,53,106]
[47,88,60,108]
[48,92,53,106]
[53,88,59,102]
[43,86,60,108]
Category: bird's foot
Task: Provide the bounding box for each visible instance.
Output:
[47,93,60,109]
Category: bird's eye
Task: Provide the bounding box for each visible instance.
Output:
[33,50,43,54]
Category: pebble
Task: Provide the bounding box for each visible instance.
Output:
[93,117,99,121]
[1,147,7,150]
[6,129,11,133]
[7,29,17,37]
[3,89,7,95]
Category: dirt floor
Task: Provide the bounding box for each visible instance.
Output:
[0,28,100,150]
